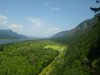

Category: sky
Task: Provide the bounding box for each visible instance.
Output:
[0,0,99,37]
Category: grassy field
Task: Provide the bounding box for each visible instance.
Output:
[44,45,65,51]
[39,45,67,75]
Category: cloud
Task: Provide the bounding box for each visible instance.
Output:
[47,28,61,32]
[0,15,8,21]
[46,28,61,36]
[9,24,23,33]
[0,15,8,25]
[0,15,8,29]
[27,17,43,28]
[44,16,48,19]
[50,7,60,11]
[45,2,60,11]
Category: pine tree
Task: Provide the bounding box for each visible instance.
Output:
[90,0,100,14]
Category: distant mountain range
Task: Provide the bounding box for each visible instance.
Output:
[0,29,26,39]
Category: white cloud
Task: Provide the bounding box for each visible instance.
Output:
[0,15,8,21]
[44,16,48,18]
[47,28,61,32]
[9,24,23,33]
[27,17,43,28]
[46,28,61,36]
[45,2,60,11]
[0,15,8,29]
[50,7,60,11]
[0,15,8,25]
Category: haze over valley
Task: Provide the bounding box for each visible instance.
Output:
[0,0,98,37]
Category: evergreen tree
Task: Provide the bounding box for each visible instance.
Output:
[96,0,100,3]
[90,0,100,13]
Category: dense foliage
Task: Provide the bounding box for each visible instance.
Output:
[0,40,60,75]
[49,14,100,75]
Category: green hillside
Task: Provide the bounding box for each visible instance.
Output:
[49,13,100,75]
[52,19,92,38]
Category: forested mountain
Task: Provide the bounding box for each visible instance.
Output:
[50,13,100,75]
[0,29,26,39]
[52,19,93,38]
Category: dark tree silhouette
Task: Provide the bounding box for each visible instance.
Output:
[96,0,100,3]
[90,0,100,14]
[90,7,100,13]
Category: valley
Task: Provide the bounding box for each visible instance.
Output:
[0,13,100,75]
[0,39,27,44]
[0,0,100,75]
[0,40,66,75]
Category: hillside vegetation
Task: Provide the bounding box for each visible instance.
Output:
[39,45,67,75]
[0,40,66,75]
[50,13,100,75]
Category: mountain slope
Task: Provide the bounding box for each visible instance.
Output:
[50,13,100,75]
[0,29,26,39]
[52,19,93,38]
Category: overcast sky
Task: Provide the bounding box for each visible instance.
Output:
[0,0,98,37]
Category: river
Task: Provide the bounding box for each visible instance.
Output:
[0,39,29,44]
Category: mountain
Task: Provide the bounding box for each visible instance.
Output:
[52,19,93,38]
[0,29,26,39]
[53,13,100,39]
[50,13,100,75]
